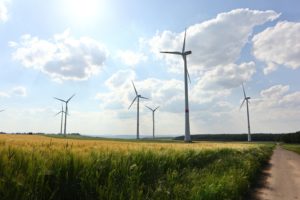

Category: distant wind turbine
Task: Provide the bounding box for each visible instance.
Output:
[54,94,75,137]
[240,83,251,142]
[145,105,159,139]
[160,29,192,142]
[128,81,148,139]
[55,104,65,135]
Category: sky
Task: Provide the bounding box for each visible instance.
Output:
[0,0,299,136]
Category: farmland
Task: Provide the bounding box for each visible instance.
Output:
[282,144,300,155]
[0,134,274,200]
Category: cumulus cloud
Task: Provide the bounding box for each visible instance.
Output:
[147,8,280,73]
[10,30,108,82]
[0,86,27,98]
[116,50,147,67]
[0,0,9,23]
[190,62,256,103]
[253,84,300,110]
[252,21,300,74]
[11,86,27,97]
[0,92,9,98]
[96,69,185,115]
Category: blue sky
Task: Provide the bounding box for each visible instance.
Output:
[0,0,299,136]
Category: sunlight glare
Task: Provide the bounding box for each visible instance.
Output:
[65,0,102,23]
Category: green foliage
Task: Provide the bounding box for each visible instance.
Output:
[282,144,300,154]
[174,131,300,143]
[0,143,273,200]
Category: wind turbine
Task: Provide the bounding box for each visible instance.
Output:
[240,84,251,142]
[160,29,192,142]
[55,104,65,135]
[128,81,148,139]
[145,105,159,139]
[54,94,75,137]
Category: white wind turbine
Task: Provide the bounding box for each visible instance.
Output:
[240,83,251,142]
[145,105,159,139]
[128,81,148,139]
[54,94,75,137]
[160,29,192,142]
[55,104,65,135]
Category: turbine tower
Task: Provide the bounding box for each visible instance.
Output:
[54,94,75,137]
[128,81,148,139]
[240,84,251,142]
[145,105,159,139]
[55,104,65,135]
[160,29,192,142]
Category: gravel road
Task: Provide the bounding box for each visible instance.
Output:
[253,146,300,200]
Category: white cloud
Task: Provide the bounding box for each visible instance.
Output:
[253,84,300,110]
[252,21,300,74]
[117,50,147,67]
[0,86,27,98]
[190,62,256,103]
[142,9,276,105]
[260,84,289,99]
[96,69,185,114]
[0,92,9,98]
[11,86,27,97]
[0,0,9,23]
[10,30,108,82]
[147,8,280,74]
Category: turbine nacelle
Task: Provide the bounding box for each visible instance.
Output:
[128,81,149,110]
[184,51,192,55]
[145,105,159,112]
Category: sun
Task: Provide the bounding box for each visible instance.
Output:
[64,0,102,23]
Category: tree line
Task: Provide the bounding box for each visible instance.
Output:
[174,131,300,143]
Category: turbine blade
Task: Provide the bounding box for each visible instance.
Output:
[154,106,159,111]
[55,111,62,116]
[145,105,153,111]
[182,28,187,53]
[140,96,149,100]
[242,83,246,98]
[240,99,246,110]
[160,51,182,55]
[128,96,137,109]
[131,81,138,95]
[67,94,75,103]
[54,97,66,103]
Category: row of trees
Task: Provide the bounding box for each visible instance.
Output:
[174,131,300,143]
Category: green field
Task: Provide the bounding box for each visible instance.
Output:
[282,144,300,154]
[0,134,274,200]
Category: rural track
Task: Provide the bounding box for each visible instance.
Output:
[251,145,300,200]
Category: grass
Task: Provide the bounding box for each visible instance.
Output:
[0,134,274,200]
[281,143,300,154]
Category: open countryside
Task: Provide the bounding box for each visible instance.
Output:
[1,0,300,199]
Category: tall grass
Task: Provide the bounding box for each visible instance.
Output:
[282,144,300,154]
[0,135,274,200]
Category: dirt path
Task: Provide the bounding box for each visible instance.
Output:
[253,145,300,200]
